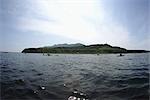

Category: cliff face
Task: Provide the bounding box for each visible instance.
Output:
[22,44,149,54]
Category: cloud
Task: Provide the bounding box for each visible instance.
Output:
[17,0,131,48]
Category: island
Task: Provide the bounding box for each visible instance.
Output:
[22,43,149,54]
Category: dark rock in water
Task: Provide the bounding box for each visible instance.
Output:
[33,90,38,94]
[63,84,66,87]
[38,86,46,90]
[68,89,88,100]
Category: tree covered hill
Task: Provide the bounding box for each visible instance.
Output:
[22,43,149,54]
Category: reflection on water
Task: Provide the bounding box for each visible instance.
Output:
[0,53,149,100]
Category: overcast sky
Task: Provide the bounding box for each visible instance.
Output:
[0,0,149,52]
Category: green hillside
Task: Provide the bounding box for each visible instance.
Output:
[22,43,149,54]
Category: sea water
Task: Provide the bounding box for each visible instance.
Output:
[1,52,149,100]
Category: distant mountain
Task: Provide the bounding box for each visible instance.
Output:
[22,43,149,54]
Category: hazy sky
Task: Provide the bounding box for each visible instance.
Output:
[0,0,149,52]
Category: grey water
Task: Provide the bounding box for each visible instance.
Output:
[0,52,149,100]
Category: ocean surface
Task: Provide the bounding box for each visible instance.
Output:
[0,52,149,100]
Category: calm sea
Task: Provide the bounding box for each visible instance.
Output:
[0,52,149,100]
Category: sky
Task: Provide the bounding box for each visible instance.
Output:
[0,0,149,52]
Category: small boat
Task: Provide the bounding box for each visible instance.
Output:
[118,53,124,57]
[47,53,51,56]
